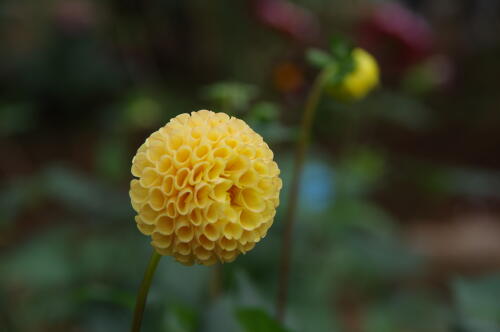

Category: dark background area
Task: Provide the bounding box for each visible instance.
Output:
[2,0,500,331]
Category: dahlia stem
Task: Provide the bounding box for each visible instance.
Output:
[276,65,335,321]
[131,250,162,332]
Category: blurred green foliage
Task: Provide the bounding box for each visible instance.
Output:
[2,0,500,331]
[237,308,289,332]
[453,276,500,331]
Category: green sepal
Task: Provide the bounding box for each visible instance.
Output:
[329,35,354,60]
[306,48,334,69]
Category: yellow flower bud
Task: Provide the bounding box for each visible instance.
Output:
[327,48,379,101]
[129,110,282,266]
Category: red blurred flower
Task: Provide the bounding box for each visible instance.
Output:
[357,2,434,78]
[249,0,320,44]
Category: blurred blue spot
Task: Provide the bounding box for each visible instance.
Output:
[299,161,335,213]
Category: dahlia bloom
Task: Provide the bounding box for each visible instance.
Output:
[129,110,282,266]
[326,48,379,101]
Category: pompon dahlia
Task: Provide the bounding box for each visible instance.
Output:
[129,110,282,266]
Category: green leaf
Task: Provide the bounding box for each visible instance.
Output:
[323,36,356,87]
[306,48,333,68]
[247,102,280,123]
[236,307,289,332]
[328,54,355,86]
[125,95,163,129]
[329,35,353,60]
[202,82,258,114]
[0,228,74,288]
[42,165,131,221]
[164,303,199,332]
[453,276,500,331]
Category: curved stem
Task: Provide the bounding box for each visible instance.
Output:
[131,250,162,332]
[276,65,335,321]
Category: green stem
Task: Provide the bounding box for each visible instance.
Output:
[131,250,162,332]
[276,65,335,321]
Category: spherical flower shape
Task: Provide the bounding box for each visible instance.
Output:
[326,48,379,102]
[129,110,282,266]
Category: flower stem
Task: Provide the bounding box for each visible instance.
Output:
[276,65,335,321]
[131,250,162,332]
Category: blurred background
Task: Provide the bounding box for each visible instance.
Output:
[1,0,500,331]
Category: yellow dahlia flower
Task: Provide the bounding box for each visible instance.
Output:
[129,110,282,266]
[327,48,379,101]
